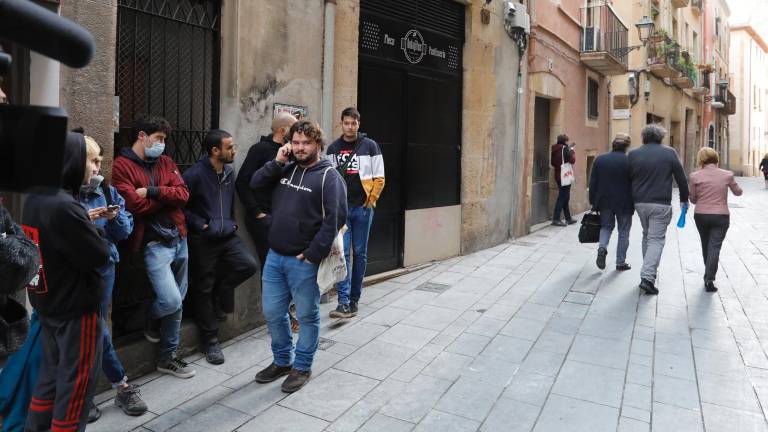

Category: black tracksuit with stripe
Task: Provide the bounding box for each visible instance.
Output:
[22,132,110,432]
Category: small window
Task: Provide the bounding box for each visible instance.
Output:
[587,78,599,119]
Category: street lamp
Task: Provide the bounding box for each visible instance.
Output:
[635,16,656,45]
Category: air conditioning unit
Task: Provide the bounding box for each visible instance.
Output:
[582,27,601,51]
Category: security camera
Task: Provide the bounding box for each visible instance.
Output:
[504,1,530,37]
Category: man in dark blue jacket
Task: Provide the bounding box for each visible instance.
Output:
[589,133,634,271]
[183,129,258,365]
[250,120,347,393]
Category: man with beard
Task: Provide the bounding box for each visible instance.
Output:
[183,129,258,364]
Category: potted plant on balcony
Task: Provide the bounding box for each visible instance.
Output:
[650,29,668,43]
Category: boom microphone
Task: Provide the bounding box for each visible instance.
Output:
[0,0,95,68]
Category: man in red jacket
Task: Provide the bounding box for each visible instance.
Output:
[112,116,195,379]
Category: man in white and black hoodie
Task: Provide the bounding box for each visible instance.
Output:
[22,132,111,431]
[250,120,347,393]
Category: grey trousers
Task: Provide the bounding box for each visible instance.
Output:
[635,203,673,283]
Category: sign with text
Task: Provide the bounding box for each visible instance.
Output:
[273,103,307,120]
[359,13,462,75]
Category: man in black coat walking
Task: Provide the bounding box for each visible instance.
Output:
[589,133,634,271]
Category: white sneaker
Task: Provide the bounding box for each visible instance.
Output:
[157,357,196,379]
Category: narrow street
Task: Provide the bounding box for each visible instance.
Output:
[90,176,768,432]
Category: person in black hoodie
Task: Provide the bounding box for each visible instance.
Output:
[183,129,257,365]
[22,132,111,432]
[251,120,347,393]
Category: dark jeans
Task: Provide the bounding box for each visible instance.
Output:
[100,264,127,386]
[553,185,572,222]
[694,213,730,283]
[244,214,272,269]
[188,234,258,344]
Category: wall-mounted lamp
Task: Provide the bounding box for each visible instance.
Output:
[614,16,656,58]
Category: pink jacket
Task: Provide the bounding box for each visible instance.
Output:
[689,164,743,215]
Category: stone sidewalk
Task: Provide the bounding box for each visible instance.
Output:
[90,177,768,432]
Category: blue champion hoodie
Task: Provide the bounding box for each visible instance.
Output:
[250,159,347,263]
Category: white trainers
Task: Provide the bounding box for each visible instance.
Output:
[157,356,196,379]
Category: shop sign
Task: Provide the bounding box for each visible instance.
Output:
[273,103,307,120]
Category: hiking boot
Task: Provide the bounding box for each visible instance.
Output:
[350,301,359,316]
[87,402,101,423]
[639,279,659,295]
[281,369,311,393]
[329,303,353,319]
[596,247,607,270]
[157,356,196,379]
[616,263,632,271]
[705,281,718,292]
[551,220,567,227]
[144,315,160,344]
[255,363,293,383]
[205,342,225,365]
[115,384,148,416]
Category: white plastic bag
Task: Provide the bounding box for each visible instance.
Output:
[316,167,348,294]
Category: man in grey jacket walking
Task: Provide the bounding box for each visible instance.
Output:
[628,124,689,295]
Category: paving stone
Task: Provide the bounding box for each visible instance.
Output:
[87,404,156,432]
[430,291,479,311]
[693,346,747,377]
[143,409,187,432]
[651,402,704,432]
[503,371,555,406]
[363,306,414,327]
[544,316,582,335]
[481,398,540,432]
[391,358,430,382]
[499,317,547,340]
[137,366,231,414]
[555,301,589,319]
[532,394,619,432]
[551,360,625,408]
[445,332,491,357]
[375,323,439,350]
[461,354,519,385]
[167,404,251,432]
[381,375,453,423]
[465,317,507,337]
[618,417,650,432]
[652,374,701,411]
[481,335,534,362]
[413,410,481,432]
[435,376,505,421]
[402,305,460,331]
[698,372,763,413]
[358,414,415,432]
[279,368,379,421]
[326,379,407,432]
[238,405,328,432]
[193,337,272,376]
[622,383,652,411]
[421,351,474,381]
[519,349,567,377]
[567,334,629,369]
[533,330,575,354]
[177,385,234,414]
[621,406,651,423]
[481,303,520,321]
[331,322,390,347]
[579,313,634,341]
[654,351,697,381]
[515,303,557,322]
[335,340,417,380]
[390,291,441,311]
[701,403,768,432]
[564,292,594,305]
[219,379,289,416]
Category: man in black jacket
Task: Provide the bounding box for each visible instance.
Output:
[589,133,634,271]
[235,112,297,267]
[22,132,111,432]
[251,120,347,393]
[183,129,258,365]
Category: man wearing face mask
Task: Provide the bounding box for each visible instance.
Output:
[112,116,195,379]
[183,129,257,365]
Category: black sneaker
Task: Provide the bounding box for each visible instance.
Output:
[157,356,196,379]
[115,384,148,416]
[616,263,632,271]
[205,342,225,365]
[705,281,718,292]
[87,402,101,423]
[144,315,160,344]
[639,279,659,295]
[350,301,359,317]
[329,303,353,319]
[596,247,607,270]
[551,220,567,227]
[281,369,311,393]
[255,363,293,383]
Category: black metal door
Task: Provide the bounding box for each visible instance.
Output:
[532,97,551,224]
[115,0,220,170]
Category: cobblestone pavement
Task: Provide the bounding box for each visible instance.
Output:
[91,177,768,432]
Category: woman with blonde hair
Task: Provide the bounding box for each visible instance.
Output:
[759,152,768,188]
[689,147,743,292]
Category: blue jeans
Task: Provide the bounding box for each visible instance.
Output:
[336,206,374,305]
[262,250,320,371]
[144,238,189,360]
[599,209,633,265]
[100,263,127,386]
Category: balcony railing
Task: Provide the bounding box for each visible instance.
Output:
[647,35,681,78]
[671,51,697,88]
[580,3,629,73]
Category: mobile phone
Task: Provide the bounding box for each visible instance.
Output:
[107,205,119,212]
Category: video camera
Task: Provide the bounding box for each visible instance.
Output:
[0,0,95,192]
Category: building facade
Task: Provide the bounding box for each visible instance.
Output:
[729,24,768,176]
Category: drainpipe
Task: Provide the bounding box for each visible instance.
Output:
[322,0,337,138]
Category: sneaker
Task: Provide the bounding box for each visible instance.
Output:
[115,384,148,416]
[566,219,578,225]
[205,342,225,365]
[639,278,659,295]
[255,363,293,383]
[350,301,359,317]
[144,315,160,344]
[705,281,718,292]
[551,220,567,227]
[596,247,607,270]
[87,402,101,423]
[157,357,196,379]
[329,303,353,319]
[281,369,311,393]
[616,263,632,271]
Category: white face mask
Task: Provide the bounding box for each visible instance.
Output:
[81,174,104,194]
[145,139,165,159]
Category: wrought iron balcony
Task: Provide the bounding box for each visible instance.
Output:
[647,35,681,79]
[671,51,696,89]
[579,3,629,75]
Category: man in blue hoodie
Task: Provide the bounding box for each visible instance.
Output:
[183,129,258,365]
[250,120,347,393]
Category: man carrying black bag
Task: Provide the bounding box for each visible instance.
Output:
[587,133,634,271]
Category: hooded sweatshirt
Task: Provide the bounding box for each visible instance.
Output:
[183,157,237,239]
[236,135,282,217]
[250,159,347,263]
[21,132,111,320]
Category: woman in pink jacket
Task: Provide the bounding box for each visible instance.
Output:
[689,147,743,292]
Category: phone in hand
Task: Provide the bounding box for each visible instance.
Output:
[107,205,119,212]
